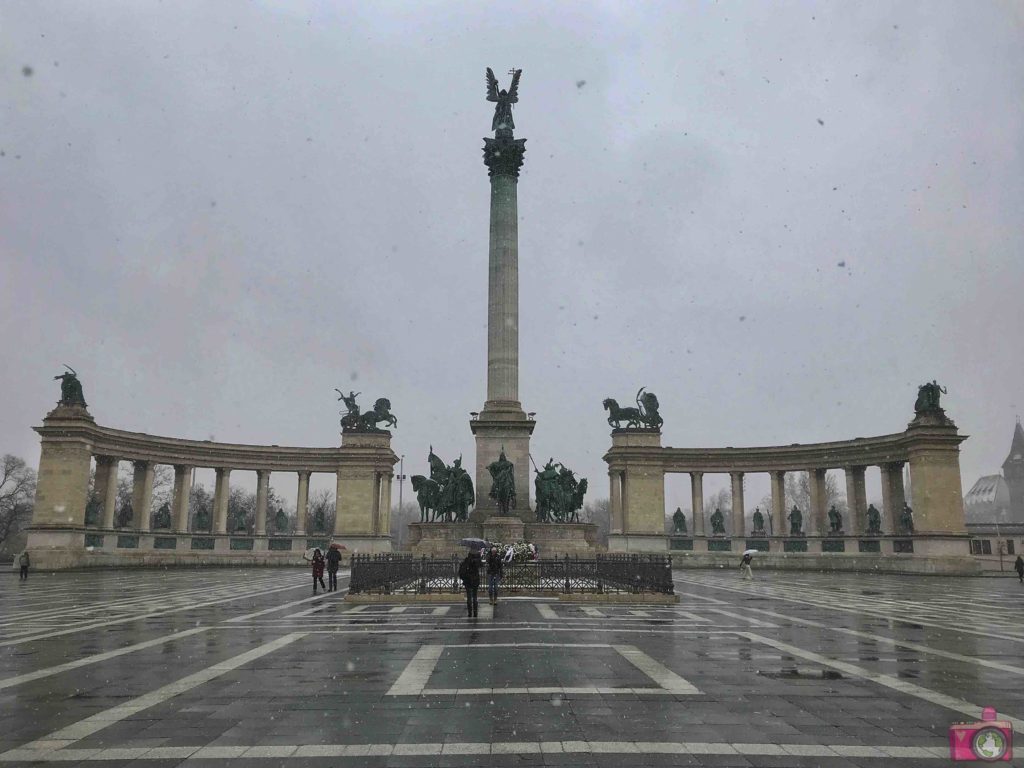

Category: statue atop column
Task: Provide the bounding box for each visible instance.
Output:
[827,505,843,534]
[912,380,953,425]
[865,503,882,535]
[486,67,521,135]
[54,365,87,408]
[603,388,664,430]
[336,389,397,432]
[672,507,687,535]
[488,448,517,516]
[787,505,804,536]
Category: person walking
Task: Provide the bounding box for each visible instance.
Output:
[486,546,504,605]
[18,551,29,581]
[458,550,481,617]
[326,545,341,592]
[739,551,754,580]
[1015,554,1024,584]
[311,548,326,594]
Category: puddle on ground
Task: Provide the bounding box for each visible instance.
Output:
[757,667,845,680]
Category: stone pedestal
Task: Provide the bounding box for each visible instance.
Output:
[605,430,664,537]
[483,515,525,545]
[470,409,535,522]
[334,430,398,555]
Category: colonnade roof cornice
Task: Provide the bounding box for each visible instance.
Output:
[34,420,397,472]
[604,427,964,474]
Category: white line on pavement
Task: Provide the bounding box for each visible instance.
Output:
[386,644,444,695]
[535,604,558,619]
[0,628,209,691]
[1,632,308,759]
[0,740,948,762]
[612,644,701,694]
[739,632,1024,736]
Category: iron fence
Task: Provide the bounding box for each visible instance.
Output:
[348,553,674,596]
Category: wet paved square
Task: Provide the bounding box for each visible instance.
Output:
[1,567,1023,766]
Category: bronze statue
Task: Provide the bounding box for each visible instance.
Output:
[357,398,398,431]
[153,502,172,530]
[866,504,882,535]
[54,365,87,407]
[900,503,915,534]
[85,495,102,526]
[116,502,133,529]
[274,507,288,533]
[194,504,210,531]
[336,389,361,430]
[488,448,516,516]
[710,508,725,535]
[672,507,687,534]
[788,505,803,536]
[413,448,474,522]
[603,388,663,430]
[828,505,843,534]
[914,380,947,416]
[312,505,326,533]
[486,67,521,134]
[534,458,587,523]
[751,507,766,536]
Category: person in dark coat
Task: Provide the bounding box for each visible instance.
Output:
[486,546,504,605]
[458,551,482,617]
[326,546,342,591]
[311,548,326,594]
[1015,555,1024,584]
[18,551,29,581]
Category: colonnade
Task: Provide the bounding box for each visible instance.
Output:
[604,415,969,558]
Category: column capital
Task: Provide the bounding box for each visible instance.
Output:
[132,459,151,470]
[483,136,527,178]
[297,469,312,479]
[730,470,745,480]
[95,454,119,466]
[215,466,231,477]
[173,463,192,473]
[257,469,271,479]
[688,470,704,479]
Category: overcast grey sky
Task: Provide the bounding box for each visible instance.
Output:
[2,1,1021,511]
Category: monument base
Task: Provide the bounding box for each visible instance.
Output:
[407,520,600,558]
[470,406,535,523]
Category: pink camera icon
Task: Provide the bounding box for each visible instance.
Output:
[949,707,1012,761]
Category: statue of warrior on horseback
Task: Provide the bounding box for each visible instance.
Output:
[411,447,474,522]
[603,387,663,430]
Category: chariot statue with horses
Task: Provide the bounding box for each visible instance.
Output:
[603,387,663,430]
[335,389,397,432]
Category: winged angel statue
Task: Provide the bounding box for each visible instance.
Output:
[486,67,522,133]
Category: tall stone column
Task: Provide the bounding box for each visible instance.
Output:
[131,461,155,532]
[295,471,310,536]
[690,472,705,536]
[378,472,393,537]
[255,470,270,536]
[96,456,120,529]
[770,471,786,536]
[471,120,535,520]
[609,471,624,534]
[906,421,967,535]
[808,469,827,536]
[880,463,900,534]
[844,466,867,535]
[172,465,191,533]
[213,468,231,534]
[730,472,745,538]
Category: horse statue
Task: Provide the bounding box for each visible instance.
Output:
[357,398,398,431]
[602,398,644,429]
[411,475,441,522]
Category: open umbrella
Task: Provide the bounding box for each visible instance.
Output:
[742,549,759,556]
[328,542,346,551]
[460,537,489,551]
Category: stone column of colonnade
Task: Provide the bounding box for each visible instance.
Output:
[609,471,624,534]
[689,472,704,536]
[172,465,191,532]
[295,471,310,536]
[807,469,827,536]
[880,463,906,534]
[769,471,786,536]
[213,468,231,534]
[131,461,155,532]
[844,466,868,534]
[730,472,745,538]
[255,470,270,536]
[95,456,120,529]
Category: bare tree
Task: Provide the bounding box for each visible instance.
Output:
[582,498,610,547]
[784,472,846,514]
[390,502,420,549]
[0,455,36,554]
[307,489,335,536]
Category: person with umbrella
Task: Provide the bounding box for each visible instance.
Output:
[311,548,327,594]
[740,549,756,580]
[458,547,483,618]
[326,543,344,591]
